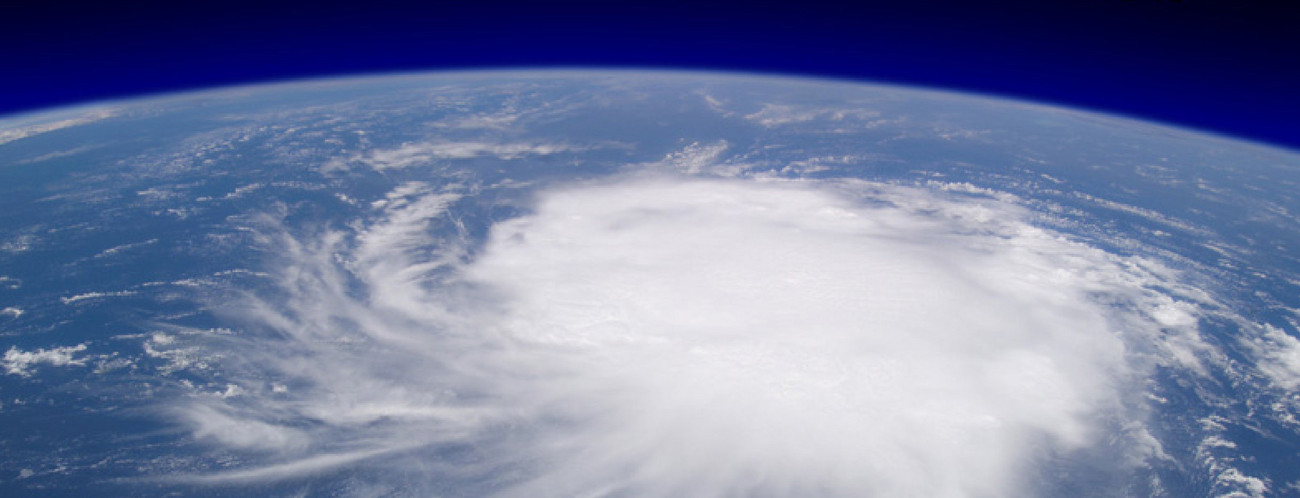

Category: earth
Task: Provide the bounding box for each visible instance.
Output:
[1,70,1299,497]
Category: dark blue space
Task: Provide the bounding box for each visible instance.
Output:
[2,0,1297,149]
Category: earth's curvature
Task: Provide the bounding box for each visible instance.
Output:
[1,70,1299,497]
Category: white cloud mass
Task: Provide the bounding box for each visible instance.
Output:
[178,175,1210,495]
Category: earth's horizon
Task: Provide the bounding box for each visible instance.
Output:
[8,68,1295,156]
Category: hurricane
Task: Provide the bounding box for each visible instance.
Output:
[2,71,1298,497]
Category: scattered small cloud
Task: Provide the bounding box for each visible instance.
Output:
[1,233,38,254]
[431,113,520,130]
[1250,324,1300,390]
[143,332,208,375]
[744,103,880,128]
[655,140,732,175]
[3,344,89,377]
[780,155,869,175]
[325,140,581,172]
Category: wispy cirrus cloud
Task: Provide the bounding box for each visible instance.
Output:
[0,108,117,147]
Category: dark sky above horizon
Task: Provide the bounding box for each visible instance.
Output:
[3,0,1297,149]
